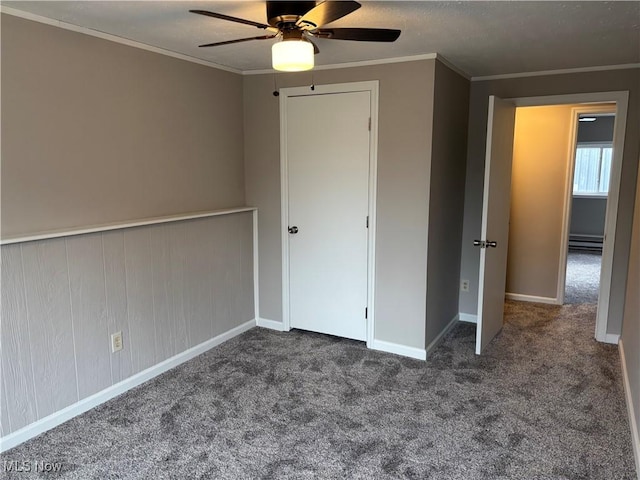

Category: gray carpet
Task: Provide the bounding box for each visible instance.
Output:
[2,302,635,479]
[565,251,602,305]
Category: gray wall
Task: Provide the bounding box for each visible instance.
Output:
[0,14,255,441]
[1,14,245,238]
[570,197,607,237]
[621,156,640,453]
[577,115,615,143]
[0,213,254,436]
[458,68,640,336]
[244,59,437,349]
[425,61,470,346]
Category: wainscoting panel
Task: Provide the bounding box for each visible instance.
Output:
[1,378,9,436]
[181,219,215,345]
[102,230,134,384]
[211,217,232,336]
[150,223,179,361]
[165,222,192,353]
[20,238,79,419]
[67,233,111,399]
[0,211,255,439]
[1,244,38,432]
[211,215,255,337]
[124,226,157,374]
[241,216,255,329]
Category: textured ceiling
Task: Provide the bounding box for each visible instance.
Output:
[2,1,639,76]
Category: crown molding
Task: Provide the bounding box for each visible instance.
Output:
[472,63,640,82]
[434,54,471,80]
[0,5,242,75]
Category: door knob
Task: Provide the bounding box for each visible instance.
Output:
[288,226,299,234]
[473,240,497,248]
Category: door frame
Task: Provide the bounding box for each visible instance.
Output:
[508,91,628,344]
[557,104,616,305]
[279,81,379,347]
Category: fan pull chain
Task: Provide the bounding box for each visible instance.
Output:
[310,73,315,91]
[272,74,280,97]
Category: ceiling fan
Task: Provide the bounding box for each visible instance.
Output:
[190,1,401,71]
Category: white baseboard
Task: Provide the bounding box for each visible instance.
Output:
[256,317,286,331]
[0,319,256,453]
[370,339,426,361]
[505,292,561,305]
[619,340,640,479]
[372,314,461,361]
[425,314,460,356]
[458,312,478,324]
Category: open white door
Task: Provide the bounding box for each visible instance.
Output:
[475,96,516,355]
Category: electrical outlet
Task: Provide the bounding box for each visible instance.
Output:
[461,279,470,292]
[111,331,123,353]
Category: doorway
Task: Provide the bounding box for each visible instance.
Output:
[279,81,379,344]
[564,108,616,306]
[475,92,629,354]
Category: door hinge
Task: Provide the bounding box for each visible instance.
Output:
[365,307,368,319]
[366,216,369,228]
[368,117,371,131]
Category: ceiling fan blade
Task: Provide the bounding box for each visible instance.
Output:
[198,35,276,48]
[296,1,361,30]
[190,9,271,30]
[313,28,401,42]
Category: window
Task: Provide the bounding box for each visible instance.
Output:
[573,143,612,196]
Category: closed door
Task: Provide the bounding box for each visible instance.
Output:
[286,90,371,341]
[476,96,516,354]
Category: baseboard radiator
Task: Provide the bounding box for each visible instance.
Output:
[569,234,604,252]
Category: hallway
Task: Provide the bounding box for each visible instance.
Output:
[564,251,602,305]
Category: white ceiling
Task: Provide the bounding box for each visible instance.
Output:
[3,1,639,77]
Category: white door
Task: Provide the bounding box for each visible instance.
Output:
[476,96,516,354]
[286,90,371,341]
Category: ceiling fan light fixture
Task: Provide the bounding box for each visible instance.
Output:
[272,38,314,72]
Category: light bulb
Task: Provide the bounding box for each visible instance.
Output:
[272,39,314,72]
